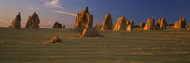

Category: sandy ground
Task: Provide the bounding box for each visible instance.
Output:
[0,28,190,63]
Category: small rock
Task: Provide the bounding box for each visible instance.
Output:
[50,36,62,43]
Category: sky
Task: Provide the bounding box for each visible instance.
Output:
[0,0,190,28]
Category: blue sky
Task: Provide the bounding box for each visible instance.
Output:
[0,0,190,28]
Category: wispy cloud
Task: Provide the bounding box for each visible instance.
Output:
[26,3,40,11]
[0,18,10,27]
[51,10,76,16]
[44,0,63,8]
[28,8,40,11]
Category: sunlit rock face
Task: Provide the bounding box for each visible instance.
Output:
[113,16,127,31]
[53,22,62,28]
[129,20,134,27]
[140,22,145,28]
[73,7,93,32]
[144,18,155,30]
[155,17,167,29]
[50,36,62,43]
[160,18,167,29]
[101,13,113,30]
[174,18,186,29]
[80,28,103,38]
[95,24,101,30]
[125,19,134,28]
[126,25,133,31]
[25,12,40,28]
[9,12,21,29]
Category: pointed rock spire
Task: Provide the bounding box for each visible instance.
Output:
[113,16,127,31]
[9,12,21,29]
[101,13,113,30]
[144,18,155,30]
[73,6,93,32]
[25,12,40,28]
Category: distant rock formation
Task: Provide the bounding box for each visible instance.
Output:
[144,18,155,30]
[50,36,62,43]
[73,7,93,32]
[126,25,133,31]
[80,28,103,38]
[160,18,166,29]
[155,18,167,29]
[155,18,161,27]
[174,18,186,29]
[53,22,62,28]
[113,16,127,31]
[63,25,65,29]
[126,19,130,25]
[95,24,101,30]
[101,13,113,30]
[140,22,145,28]
[25,12,40,28]
[9,12,21,29]
[129,20,134,27]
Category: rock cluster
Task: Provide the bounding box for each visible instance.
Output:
[9,12,21,29]
[25,12,40,28]
[126,19,134,27]
[144,18,155,30]
[53,22,62,28]
[174,18,186,29]
[80,28,103,38]
[95,24,101,30]
[140,22,145,28]
[101,13,113,30]
[155,18,167,29]
[73,7,93,32]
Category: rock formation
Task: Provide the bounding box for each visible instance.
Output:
[113,16,127,31]
[80,28,103,38]
[160,18,167,28]
[155,18,161,27]
[129,20,134,27]
[73,7,93,32]
[95,24,101,30]
[155,18,167,28]
[53,22,62,28]
[140,22,145,28]
[9,12,21,29]
[174,18,186,29]
[73,21,84,32]
[126,19,130,25]
[144,18,155,30]
[101,13,113,30]
[126,25,133,31]
[25,12,40,28]
[63,25,65,29]
[50,36,62,43]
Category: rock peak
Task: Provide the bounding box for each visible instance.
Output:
[85,6,88,10]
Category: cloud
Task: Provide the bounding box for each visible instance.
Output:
[0,19,8,23]
[28,8,40,11]
[44,0,63,8]
[51,10,76,16]
[25,3,40,11]
[0,18,10,27]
